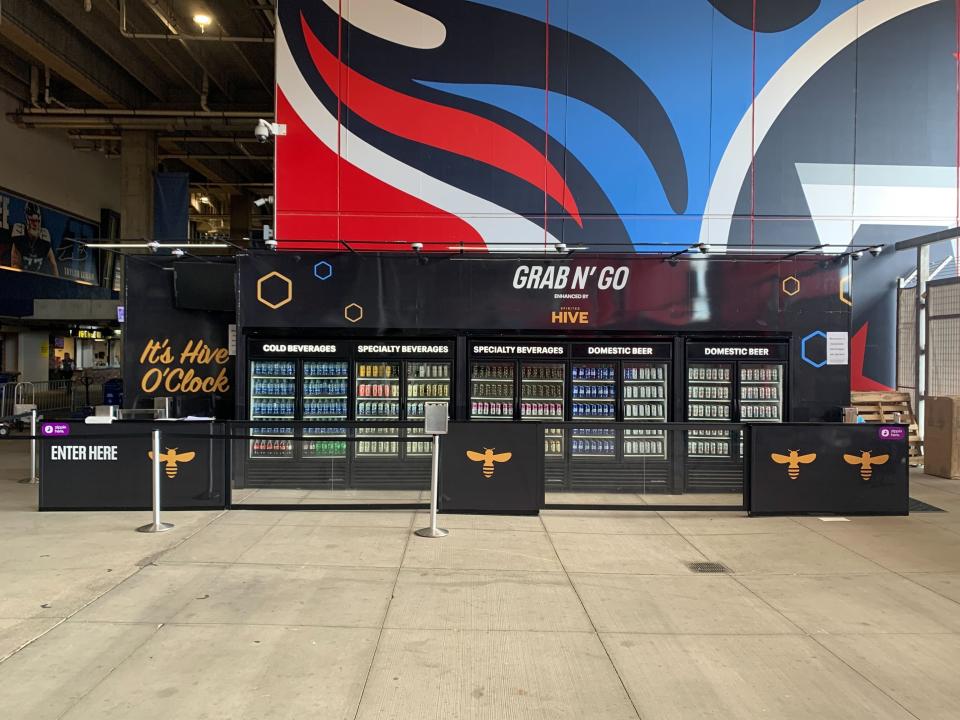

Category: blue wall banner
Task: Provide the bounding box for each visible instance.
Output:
[153,172,190,241]
[0,187,100,284]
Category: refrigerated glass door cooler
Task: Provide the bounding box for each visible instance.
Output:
[249,359,296,458]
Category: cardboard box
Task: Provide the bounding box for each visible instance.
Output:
[924,397,960,479]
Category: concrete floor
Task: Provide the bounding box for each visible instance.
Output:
[2,442,960,719]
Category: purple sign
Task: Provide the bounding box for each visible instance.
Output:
[878,426,906,441]
[40,422,71,437]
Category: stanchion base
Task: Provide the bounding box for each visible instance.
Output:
[415,526,449,538]
[137,522,175,533]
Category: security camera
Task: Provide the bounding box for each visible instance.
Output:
[264,238,278,251]
[172,248,185,258]
[696,242,709,254]
[850,251,862,261]
[556,243,567,254]
[147,240,160,253]
[253,195,274,208]
[254,119,286,144]
[869,245,882,257]
[254,119,271,143]
[411,242,423,252]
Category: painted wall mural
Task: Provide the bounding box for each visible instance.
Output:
[274,0,960,390]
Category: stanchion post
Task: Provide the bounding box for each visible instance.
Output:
[137,429,174,533]
[415,403,448,538]
[29,409,38,484]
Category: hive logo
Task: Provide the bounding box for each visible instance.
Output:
[148,448,196,478]
[256,271,293,309]
[770,450,817,480]
[843,451,889,481]
[551,308,590,325]
[466,448,513,478]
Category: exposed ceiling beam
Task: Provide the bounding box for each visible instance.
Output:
[0,42,31,86]
[159,138,241,195]
[135,0,232,100]
[0,69,29,103]
[0,0,146,108]
[94,0,202,95]
[44,0,168,102]
[202,0,274,95]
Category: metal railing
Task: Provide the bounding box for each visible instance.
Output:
[0,378,116,418]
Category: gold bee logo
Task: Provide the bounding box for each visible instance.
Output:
[770,450,817,480]
[843,451,889,481]
[466,448,513,478]
[148,448,196,478]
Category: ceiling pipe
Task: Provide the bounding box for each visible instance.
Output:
[119,0,273,43]
[191,182,272,187]
[160,154,271,161]
[69,133,265,143]
[14,107,269,117]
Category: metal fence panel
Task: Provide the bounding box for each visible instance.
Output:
[897,286,917,410]
[927,279,960,397]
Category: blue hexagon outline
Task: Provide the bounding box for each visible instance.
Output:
[313,261,333,281]
[801,330,828,369]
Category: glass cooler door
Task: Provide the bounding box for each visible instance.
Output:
[249,359,295,458]
[570,362,615,459]
[622,361,668,459]
[739,363,784,422]
[520,362,565,421]
[301,360,348,459]
[687,362,733,458]
[405,361,452,456]
[355,361,401,456]
[470,362,515,420]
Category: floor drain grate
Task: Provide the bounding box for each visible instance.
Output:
[686,561,732,574]
[909,498,946,513]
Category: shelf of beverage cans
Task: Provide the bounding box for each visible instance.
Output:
[250,360,296,458]
[471,363,515,419]
[356,362,401,455]
[520,363,564,420]
[406,362,451,455]
[739,365,782,421]
[570,363,615,421]
[687,363,733,458]
[302,361,349,459]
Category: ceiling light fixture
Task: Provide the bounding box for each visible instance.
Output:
[85,242,229,249]
[193,13,213,31]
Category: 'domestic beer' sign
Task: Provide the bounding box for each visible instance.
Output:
[124,258,235,417]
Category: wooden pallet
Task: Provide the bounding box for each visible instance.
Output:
[851,391,924,465]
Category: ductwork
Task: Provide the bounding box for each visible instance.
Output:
[120,0,274,43]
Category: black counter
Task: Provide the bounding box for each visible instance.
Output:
[750,423,909,515]
[439,421,543,515]
[39,420,227,510]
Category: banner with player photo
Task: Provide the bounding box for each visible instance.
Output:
[0,188,100,284]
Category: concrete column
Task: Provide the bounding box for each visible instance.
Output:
[120,130,157,240]
[17,330,50,382]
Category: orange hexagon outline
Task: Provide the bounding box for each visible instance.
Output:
[344,302,364,323]
[256,271,292,310]
[781,276,800,296]
[839,272,852,306]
